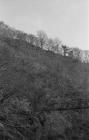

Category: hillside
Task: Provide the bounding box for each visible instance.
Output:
[0,22,89,140]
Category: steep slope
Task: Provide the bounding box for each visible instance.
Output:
[0,26,89,139]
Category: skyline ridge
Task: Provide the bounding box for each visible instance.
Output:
[0,20,88,51]
[0,0,88,50]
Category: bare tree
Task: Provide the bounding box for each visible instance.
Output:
[72,47,81,60]
[16,31,27,41]
[48,38,55,51]
[28,34,37,46]
[48,38,62,54]
[62,45,68,56]
[80,50,89,63]
[37,30,48,49]
[53,38,62,53]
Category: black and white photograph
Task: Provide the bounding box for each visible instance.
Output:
[0,0,89,139]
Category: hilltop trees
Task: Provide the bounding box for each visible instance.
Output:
[82,50,89,63]
[37,31,62,53]
[28,34,39,46]
[16,31,27,41]
[37,32,63,54]
[37,30,48,49]
[72,47,81,60]
[48,38,63,54]
[0,21,89,63]
[53,38,62,53]
[48,38,54,51]
[62,45,68,56]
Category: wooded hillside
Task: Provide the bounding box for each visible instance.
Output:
[0,22,89,140]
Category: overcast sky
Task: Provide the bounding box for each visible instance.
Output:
[0,0,89,50]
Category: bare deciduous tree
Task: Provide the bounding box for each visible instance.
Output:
[48,38,62,54]
[62,45,68,56]
[37,30,48,49]
[53,38,62,53]
[48,38,55,51]
[72,47,81,60]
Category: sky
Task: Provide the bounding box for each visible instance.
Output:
[0,0,89,50]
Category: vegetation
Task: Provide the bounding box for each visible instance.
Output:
[0,21,89,140]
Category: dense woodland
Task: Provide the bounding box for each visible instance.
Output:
[0,21,89,140]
